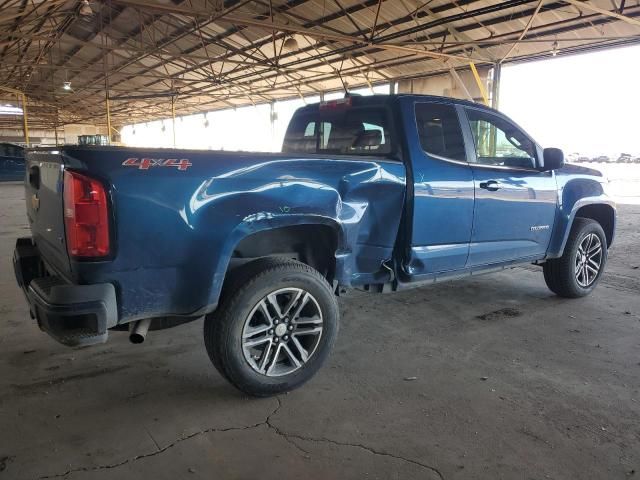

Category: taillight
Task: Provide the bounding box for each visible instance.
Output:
[63,170,110,258]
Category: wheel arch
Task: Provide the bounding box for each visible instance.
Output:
[548,198,616,258]
[230,223,341,282]
[200,213,346,318]
[574,203,615,247]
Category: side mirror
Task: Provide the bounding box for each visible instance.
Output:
[542,147,564,171]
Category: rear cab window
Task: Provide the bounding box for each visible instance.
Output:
[283,99,393,156]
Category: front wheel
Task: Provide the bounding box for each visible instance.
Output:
[204,258,339,397]
[543,217,608,298]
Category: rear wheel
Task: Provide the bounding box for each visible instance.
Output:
[204,257,339,397]
[543,218,607,298]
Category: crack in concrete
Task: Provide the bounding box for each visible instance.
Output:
[265,398,444,480]
[263,398,311,455]
[39,396,444,480]
[39,400,283,479]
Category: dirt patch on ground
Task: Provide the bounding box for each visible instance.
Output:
[476,307,522,321]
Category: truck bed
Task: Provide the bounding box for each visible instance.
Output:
[24,145,406,325]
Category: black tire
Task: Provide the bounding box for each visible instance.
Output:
[543,217,608,298]
[204,257,339,397]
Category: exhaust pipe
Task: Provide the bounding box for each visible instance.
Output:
[129,318,152,344]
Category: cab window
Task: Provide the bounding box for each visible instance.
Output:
[465,108,537,169]
[415,103,466,161]
[283,107,392,156]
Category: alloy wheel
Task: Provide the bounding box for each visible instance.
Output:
[575,233,603,288]
[242,288,323,377]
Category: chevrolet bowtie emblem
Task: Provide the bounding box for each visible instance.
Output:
[31,194,40,211]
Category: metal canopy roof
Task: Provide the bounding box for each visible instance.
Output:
[1,0,639,129]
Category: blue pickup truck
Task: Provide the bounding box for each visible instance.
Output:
[13,94,615,396]
[0,142,25,182]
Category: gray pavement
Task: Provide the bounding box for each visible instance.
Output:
[1,182,638,480]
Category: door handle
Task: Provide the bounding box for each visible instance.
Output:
[479,180,501,191]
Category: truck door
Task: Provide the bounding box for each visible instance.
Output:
[401,99,475,277]
[460,107,557,266]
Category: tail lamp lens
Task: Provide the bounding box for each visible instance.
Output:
[63,170,110,257]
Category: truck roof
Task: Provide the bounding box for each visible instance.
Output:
[294,93,499,115]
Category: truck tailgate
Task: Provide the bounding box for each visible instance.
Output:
[25,150,71,278]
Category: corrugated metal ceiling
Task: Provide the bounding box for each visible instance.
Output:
[0,0,639,128]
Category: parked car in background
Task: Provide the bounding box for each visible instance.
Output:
[617,153,632,163]
[577,156,590,163]
[592,155,611,163]
[78,134,109,146]
[0,142,25,182]
[633,157,640,164]
[13,94,616,396]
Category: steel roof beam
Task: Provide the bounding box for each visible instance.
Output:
[102,0,498,99]
[500,0,545,62]
[562,0,640,28]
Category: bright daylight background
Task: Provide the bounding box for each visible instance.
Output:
[500,44,640,205]
[500,44,640,158]
[121,45,640,203]
[121,84,389,152]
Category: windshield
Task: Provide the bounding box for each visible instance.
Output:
[282,107,392,156]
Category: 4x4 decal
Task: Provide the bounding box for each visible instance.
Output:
[122,158,192,171]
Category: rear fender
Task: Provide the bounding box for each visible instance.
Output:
[204,215,344,308]
[192,162,405,312]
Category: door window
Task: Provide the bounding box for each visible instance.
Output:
[466,108,537,169]
[415,103,466,162]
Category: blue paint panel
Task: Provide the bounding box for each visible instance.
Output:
[398,97,475,275]
[467,240,543,265]
[37,147,406,322]
[406,243,470,274]
[468,166,558,265]
[547,163,616,258]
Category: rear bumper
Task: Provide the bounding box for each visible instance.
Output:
[13,237,117,347]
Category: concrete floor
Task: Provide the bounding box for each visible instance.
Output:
[1,181,639,480]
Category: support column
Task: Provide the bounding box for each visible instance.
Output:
[20,93,29,147]
[105,94,112,145]
[0,86,29,146]
[104,74,112,145]
[171,96,176,147]
[270,101,276,151]
[491,63,502,110]
[54,108,59,146]
[469,62,489,106]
